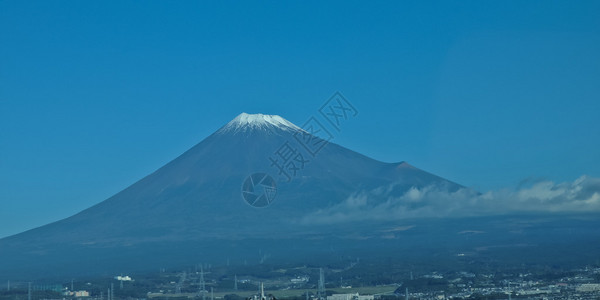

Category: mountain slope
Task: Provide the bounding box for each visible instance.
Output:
[0,113,474,278]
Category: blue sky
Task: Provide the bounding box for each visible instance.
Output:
[1,1,599,238]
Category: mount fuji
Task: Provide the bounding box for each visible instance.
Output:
[0,113,598,279]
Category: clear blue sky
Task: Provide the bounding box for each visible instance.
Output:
[1,1,599,238]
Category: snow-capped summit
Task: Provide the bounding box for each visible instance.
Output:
[219,113,302,133]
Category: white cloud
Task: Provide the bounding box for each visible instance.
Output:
[300,175,600,225]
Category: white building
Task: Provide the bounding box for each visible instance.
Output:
[115,275,133,281]
[74,291,90,297]
[577,283,600,292]
[291,276,310,283]
[64,290,90,297]
[327,293,374,300]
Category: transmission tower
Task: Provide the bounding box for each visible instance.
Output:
[176,272,186,294]
[317,268,325,300]
[199,266,206,300]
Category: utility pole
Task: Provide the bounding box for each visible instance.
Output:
[234,275,238,290]
[260,283,265,300]
[199,266,206,300]
[318,268,325,300]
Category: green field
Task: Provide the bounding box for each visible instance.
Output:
[149,285,398,299]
